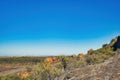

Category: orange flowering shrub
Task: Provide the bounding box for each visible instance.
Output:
[78,54,84,58]
[21,72,29,78]
[44,57,59,64]
[44,57,53,63]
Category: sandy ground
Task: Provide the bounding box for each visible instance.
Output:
[0,67,26,76]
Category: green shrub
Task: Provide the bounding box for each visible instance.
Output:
[0,74,21,80]
[58,55,69,70]
[86,47,115,64]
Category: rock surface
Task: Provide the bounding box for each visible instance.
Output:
[113,36,120,51]
[56,52,120,80]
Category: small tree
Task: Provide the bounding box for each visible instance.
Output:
[59,55,69,70]
[102,44,108,48]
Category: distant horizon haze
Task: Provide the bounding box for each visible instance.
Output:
[0,34,119,56]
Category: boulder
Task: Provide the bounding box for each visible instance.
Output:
[113,36,120,51]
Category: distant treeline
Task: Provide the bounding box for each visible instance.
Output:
[0,56,45,64]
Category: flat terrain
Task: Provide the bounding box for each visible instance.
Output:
[0,64,26,76]
[0,67,25,76]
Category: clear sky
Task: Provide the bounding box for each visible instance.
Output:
[0,0,120,56]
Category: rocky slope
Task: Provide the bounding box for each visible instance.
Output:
[53,36,120,80]
[55,51,120,80]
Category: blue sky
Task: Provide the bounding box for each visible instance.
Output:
[0,0,120,56]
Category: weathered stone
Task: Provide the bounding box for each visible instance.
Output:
[113,36,120,51]
[56,52,120,80]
